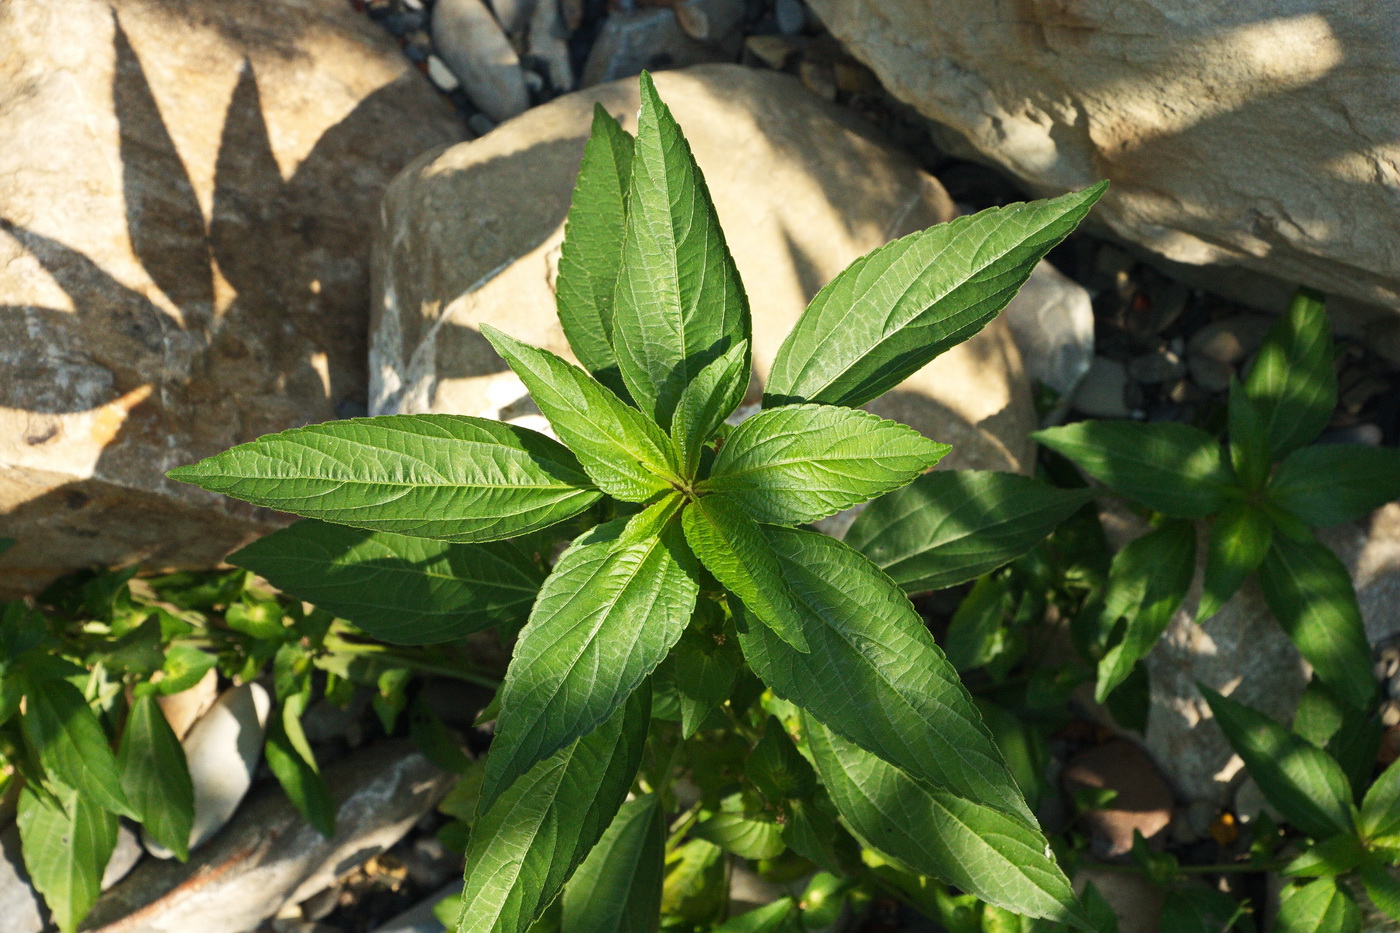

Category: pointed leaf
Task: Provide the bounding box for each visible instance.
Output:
[1258,532,1375,709]
[168,415,600,543]
[1227,377,1270,491]
[561,794,665,933]
[682,495,809,652]
[1200,687,1355,839]
[671,340,749,478]
[612,71,749,429]
[711,899,798,933]
[1363,756,1400,841]
[806,718,1084,928]
[232,520,544,645]
[1283,834,1366,878]
[847,471,1093,592]
[1244,287,1337,460]
[483,325,682,500]
[1276,878,1360,933]
[16,786,118,933]
[766,184,1106,409]
[481,501,698,811]
[702,404,948,525]
[1270,444,1400,527]
[1095,521,1195,701]
[1360,860,1400,921]
[1197,503,1272,622]
[1034,421,1231,518]
[735,526,1033,823]
[692,812,786,859]
[119,694,194,860]
[265,691,336,838]
[21,673,136,820]
[459,688,651,933]
[556,104,635,394]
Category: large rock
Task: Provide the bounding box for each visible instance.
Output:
[371,65,1037,474]
[806,1,1400,318]
[0,0,464,595]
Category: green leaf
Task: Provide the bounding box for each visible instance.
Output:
[232,520,544,645]
[1362,757,1400,840]
[118,693,194,859]
[1275,878,1360,933]
[1244,287,1337,460]
[410,694,474,774]
[482,325,682,500]
[1200,687,1355,839]
[1269,444,1400,527]
[20,673,136,820]
[766,184,1105,409]
[1258,532,1375,710]
[661,602,740,739]
[702,404,948,525]
[2,601,47,661]
[943,574,1012,672]
[1092,521,1195,701]
[480,501,698,812]
[806,718,1084,927]
[711,898,798,933]
[661,837,726,924]
[265,691,336,838]
[846,471,1093,592]
[458,687,651,933]
[681,495,809,652]
[612,71,749,429]
[1283,834,1365,878]
[1360,859,1400,921]
[749,717,816,801]
[16,785,118,933]
[692,811,786,859]
[556,104,634,395]
[1197,502,1272,622]
[1158,888,1249,933]
[168,414,600,543]
[560,794,665,933]
[736,526,1034,824]
[671,340,750,478]
[1033,421,1231,518]
[1227,376,1270,491]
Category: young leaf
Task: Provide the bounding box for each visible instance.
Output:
[1197,502,1272,622]
[1362,757,1400,840]
[692,811,786,860]
[16,786,118,933]
[1227,377,1270,491]
[556,104,635,394]
[711,899,798,933]
[264,691,336,838]
[735,526,1034,824]
[482,325,682,500]
[662,604,741,739]
[118,693,194,860]
[806,718,1086,928]
[168,415,600,543]
[1269,444,1400,527]
[682,495,809,653]
[1033,421,1231,518]
[1283,833,1366,878]
[701,404,948,525]
[232,520,544,646]
[1200,687,1355,839]
[480,501,698,812]
[20,673,137,820]
[749,717,816,801]
[612,72,749,429]
[671,340,750,478]
[1095,521,1196,701]
[560,794,665,933]
[459,688,651,933]
[1275,878,1360,933]
[766,183,1106,409]
[1244,287,1337,460]
[847,471,1094,592]
[1359,859,1400,921]
[1258,532,1375,710]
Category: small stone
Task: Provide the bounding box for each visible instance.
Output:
[1073,357,1131,417]
[0,825,44,933]
[743,34,803,70]
[488,0,537,38]
[1187,352,1233,392]
[527,0,575,92]
[1233,777,1283,825]
[833,60,878,94]
[145,682,272,859]
[1062,740,1173,859]
[1382,700,1400,727]
[1001,259,1095,397]
[1073,865,1163,933]
[467,112,497,136]
[102,824,144,890]
[433,0,531,121]
[1128,347,1187,385]
[157,668,219,740]
[673,0,747,41]
[580,9,716,87]
[799,59,837,100]
[775,0,808,34]
[427,55,461,93]
[1187,313,1274,365]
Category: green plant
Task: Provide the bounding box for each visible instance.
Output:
[168,73,1109,932]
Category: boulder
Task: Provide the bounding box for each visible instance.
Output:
[805,1,1400,319]
[0,0,464,596]
[370,64,1037,474]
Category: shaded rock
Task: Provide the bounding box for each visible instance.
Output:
[1062,740,1173,859]
[101,824,144,891]
[369,882,457,933]
[145,682,272,859]
[1186,314,1273,366]
[1073,357,1130,418]
[0,824,45,933]
[804,0,1400,316]
[85,743,451,933]
[1128,348,1186,386]
[673,0,747,42]
[527,0,574,93]
[432,0,531,122]
[775,0,809,35]
[1001,260,1094,397]
[580,9,722,88]
[1073,865,1163,933]
[0,0,464,597]
[488,0,536,38]
[155,667,218,740]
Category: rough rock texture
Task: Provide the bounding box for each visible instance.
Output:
[0,0,464,596]
[371,64,1037,474]
[0,824,45,933]
[83,743,451,933]
[805,1,1400,318]
[1061,740,1173,859]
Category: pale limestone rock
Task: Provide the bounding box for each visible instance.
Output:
[371,65,1037,474]
[432,0,531,121]
[0,0,464,596]
[805,1,1400,318]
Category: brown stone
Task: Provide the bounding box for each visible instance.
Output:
[0,0,464,595]
[1062,739,1174,859]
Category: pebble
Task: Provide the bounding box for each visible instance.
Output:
[1001,259,1095,397]
[432,0,531,122]
[1186,352,1233,392]
[144,682,272,860]
[102,824,144,890]
[526,0,574,93]
[1317,423,1383,447]
[426,55,460,93]
[487,0,535,38]
[743,34,803,70]
[580,8,714,87]
[1061,740,1173,859]
[775,0,808,34]
[799,59,837,100]
[673,0,747,41]
[1073,356,1131,418]
[1127,347,1186,385]
[1186,313,1274,365]
[0,825,44,933]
